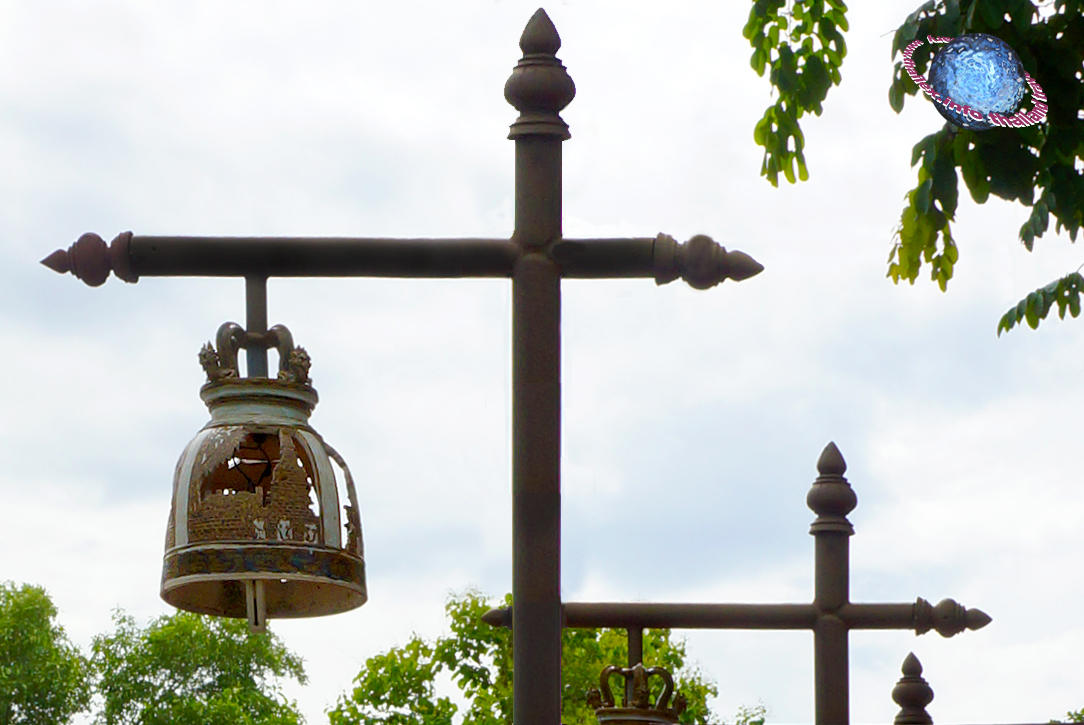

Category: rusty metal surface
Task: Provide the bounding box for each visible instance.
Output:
[507,12,572,725]
[164,325,365,631]
[587,663,686,725]
[43,231,766,287]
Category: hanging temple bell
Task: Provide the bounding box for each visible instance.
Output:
[161,322,366,631]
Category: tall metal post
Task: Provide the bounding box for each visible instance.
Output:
[808,443,857,725]
[505,11,575,725]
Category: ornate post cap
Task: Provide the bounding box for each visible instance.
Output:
[807,441,857,536]
[504,9,576,139]
[891,652,934,724]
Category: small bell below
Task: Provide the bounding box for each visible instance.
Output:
[161,322,366,632]
[586,663,687,725]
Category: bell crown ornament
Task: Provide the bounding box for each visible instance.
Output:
[586,663,687,725]
[161,322,366,632]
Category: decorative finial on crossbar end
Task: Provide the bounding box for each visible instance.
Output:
[41,232,137,286]
[891,652,934,724]
[481,607,512,629]
[913,597,991,637]
[653,234,764,289]
[505,9,575,139]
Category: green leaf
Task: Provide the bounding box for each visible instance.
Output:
[931,154,959,220]
[911,133,938,168]
[965,0,978,30]
[783,156,797,183]
[889,77,906,113]
[978,0,1004,27]
[997,308,1017,336]
[751,48,768,75]
[1025,291,1041,328]
[961,151,990,204]
[915,177,933,215]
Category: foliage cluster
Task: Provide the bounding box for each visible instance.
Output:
[91,610,307,725]
[327,590,746,725]
[0,582,90,725]
[0,581,306,725]
[885,0,1084,334]
[743,0,849,186]
[748,0,1084,334]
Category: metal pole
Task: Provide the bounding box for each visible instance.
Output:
[808,442,857,725]
[814,541,849,725]
[245,275,268,377]
[626,627,643,706]
[506,11,574,725]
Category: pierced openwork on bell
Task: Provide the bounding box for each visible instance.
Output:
[586,663,687,725]
[161,322,366,631]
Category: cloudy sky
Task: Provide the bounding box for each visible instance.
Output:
[2,1,1082,723]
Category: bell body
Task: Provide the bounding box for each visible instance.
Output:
[162,374,366,626]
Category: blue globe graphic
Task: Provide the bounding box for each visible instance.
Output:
[928,33,1027,130]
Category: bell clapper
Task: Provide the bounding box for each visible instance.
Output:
[245,579,268,633]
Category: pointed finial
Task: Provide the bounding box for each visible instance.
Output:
[651,234,764,289]
[520,9,561,55]
[912,597,992,637]
[41,248,71,274]
[807,441,856,534]
[966,607,992,631]
[41,231,137,286]
[817,441,847,476]
[504,9,575,139]
[891,652,934,724]
[901,651,923,677]
[725,250,765,282]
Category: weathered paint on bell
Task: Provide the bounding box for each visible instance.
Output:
[161,324,366,630]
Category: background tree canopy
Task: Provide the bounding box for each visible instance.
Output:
[327,590,766,725]
[0,581,90,725]
[90,609,307,725]
[746,0,1084,334]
